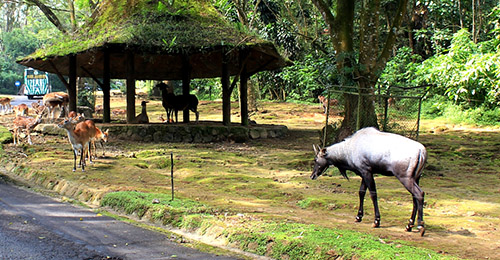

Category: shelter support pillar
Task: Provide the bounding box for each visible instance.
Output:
[126,52,136,123]
[68,54,77,113]
[239,51,249,126]
[103,50,111,123]
[182,55,191,123]
[222,48,231,126]
[239,72,248,126]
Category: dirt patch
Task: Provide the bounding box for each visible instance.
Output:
[1,100,499,260]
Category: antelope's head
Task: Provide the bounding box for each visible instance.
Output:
[311,144,329,180]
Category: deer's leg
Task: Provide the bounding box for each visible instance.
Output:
[27,130,33,145]
[72,149,77,172]
[80,146,86,172]
[362,174,381,227]
[88,142,93,164]
[13,129,17,145]
[356,179,367,223]
[100,140,106,156]
[194,110,199,123]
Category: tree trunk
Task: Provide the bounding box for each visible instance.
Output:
[338,80,378,142]
[68,0,77,32]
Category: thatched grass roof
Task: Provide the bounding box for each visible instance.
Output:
[17,0,289,80]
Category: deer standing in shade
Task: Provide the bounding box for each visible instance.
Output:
[157,83,199,123]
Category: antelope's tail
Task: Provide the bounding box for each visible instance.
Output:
[414,147,428,180]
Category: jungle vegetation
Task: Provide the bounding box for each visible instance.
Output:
[1,0,499,127]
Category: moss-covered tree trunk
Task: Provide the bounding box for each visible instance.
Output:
[312,0,408,140]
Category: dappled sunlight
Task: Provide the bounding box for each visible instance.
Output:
[1,100,499,259]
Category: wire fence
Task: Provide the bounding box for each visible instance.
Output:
[323,85,428,141]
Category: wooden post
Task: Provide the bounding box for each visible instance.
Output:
[103,50,111,123]
[126,51,136,123]
[221,48,231,126]
[68,55,77,113]
[182,55,191,123]
[239,71,248,126]
[239,51,249,126]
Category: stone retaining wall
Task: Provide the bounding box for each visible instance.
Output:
[36,122,288,143]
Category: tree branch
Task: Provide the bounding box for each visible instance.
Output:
[310,0,335,39]
[25,0,67,33]
[376,0,409,72]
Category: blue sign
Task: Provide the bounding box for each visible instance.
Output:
[15,81,21,87]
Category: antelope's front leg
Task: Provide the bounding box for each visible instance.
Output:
[356,180,367,223]
[363,174,381,227]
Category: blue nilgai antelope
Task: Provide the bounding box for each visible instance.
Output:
[311,127,427,236]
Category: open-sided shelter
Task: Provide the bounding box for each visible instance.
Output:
[17,0,289,125]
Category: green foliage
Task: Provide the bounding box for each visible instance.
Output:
[417,29,500,109]
[258,54,334,102]
[0,28,41,93]
[422,96,500,126]
[378,46,423,89]
[380,28,500,125]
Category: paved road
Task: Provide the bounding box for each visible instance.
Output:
[0,176,240,260]
[7,95,40,107]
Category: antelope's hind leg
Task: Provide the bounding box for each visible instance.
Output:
[401,178,425,236]
[406,196,418,232]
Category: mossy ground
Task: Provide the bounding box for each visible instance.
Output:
[0,97,499,259]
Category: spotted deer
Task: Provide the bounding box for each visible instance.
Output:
[317,95,338,114]
[13,103,29,116]
[12,115,43,145]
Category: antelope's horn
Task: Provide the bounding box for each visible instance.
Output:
[313,144,319,155]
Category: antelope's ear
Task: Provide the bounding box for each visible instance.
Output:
[104,129,109,133]
[319,148,327,156]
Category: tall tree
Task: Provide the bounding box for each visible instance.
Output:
[311,0,408,139]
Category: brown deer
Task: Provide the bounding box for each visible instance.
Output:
[57,119,93,172]
[68,111,85,123]
[43,92,69,120]
[134,101,149,123]
[0,97,12,114]
[112,108,126,116]
[31,101,46,116]
[13,103,29,116]
[318,95,339,114]
[94,105,103,116]
[90,126,109,158]
[12,115,43,145]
